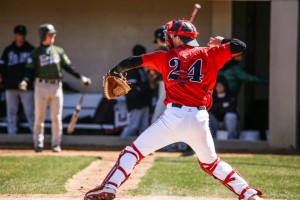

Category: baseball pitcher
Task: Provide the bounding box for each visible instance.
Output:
[84,19,263,200]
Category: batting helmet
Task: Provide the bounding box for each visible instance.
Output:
[39,24,56,41]
[164,19,199,50]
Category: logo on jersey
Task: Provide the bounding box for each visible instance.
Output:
[39,54,60,67]
[167,58,204,85]
[7,51,31,66]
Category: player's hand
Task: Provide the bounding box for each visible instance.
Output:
[81,76,91,85]
[207,36,224,47]
[19,80,28,91]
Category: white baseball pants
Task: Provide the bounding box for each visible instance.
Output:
[33,80,63,148]
[101,103,260,200]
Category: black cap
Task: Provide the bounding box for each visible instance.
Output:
[14,25,27,36]
[132,44,146,56]
[153,26,165,43]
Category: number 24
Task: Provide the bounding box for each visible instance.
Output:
[168,58,204,82]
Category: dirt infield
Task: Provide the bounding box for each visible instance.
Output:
[0,150,180,200]
[0,150,276,200]
[0,197,242,200]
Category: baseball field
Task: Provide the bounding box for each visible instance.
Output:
[0,150,299,200]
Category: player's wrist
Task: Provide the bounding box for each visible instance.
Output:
[109,68,122,78]
[81,76,91,85]
[221,38,231,44]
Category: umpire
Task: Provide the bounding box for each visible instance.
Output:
[20,24,91,152]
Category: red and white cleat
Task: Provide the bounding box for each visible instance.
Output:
[84,186,116,200]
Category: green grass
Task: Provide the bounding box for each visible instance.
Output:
[0,156,97,194]
[131,155,300,199]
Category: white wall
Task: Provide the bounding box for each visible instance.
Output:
[269,0,298,148]
[212,1,232,38]
[0,0,232,92]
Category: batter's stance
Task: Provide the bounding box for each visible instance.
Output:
[21,24,91,152]
[84,19,263,200]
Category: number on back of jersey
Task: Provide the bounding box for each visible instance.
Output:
[168,58,204,83]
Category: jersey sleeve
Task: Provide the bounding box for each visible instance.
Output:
[207,43,231,69]
[141,51,166,72]
[60,49,72,66]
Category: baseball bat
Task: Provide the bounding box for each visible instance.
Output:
[67,84,88,134]
[189,3,201,23]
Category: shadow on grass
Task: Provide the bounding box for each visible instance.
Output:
[228,161,300,169]
[155,157,300,169]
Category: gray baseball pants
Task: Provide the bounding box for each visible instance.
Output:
[5,89,34,134]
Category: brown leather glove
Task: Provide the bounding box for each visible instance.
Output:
[103,71,131,100]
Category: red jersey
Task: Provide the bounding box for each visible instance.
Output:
[141,43,231,108]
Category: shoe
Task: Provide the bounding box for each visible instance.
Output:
[34,147,43,153]
[84,186,116,200]
[248,195,263,200]
[52,145,62,152]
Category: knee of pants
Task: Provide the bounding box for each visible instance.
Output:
[35,113,46,123]
[101,143,145,189]
[51,114,62,122]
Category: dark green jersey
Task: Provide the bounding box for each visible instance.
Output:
[219,63,268,95]
[26,45,71,79]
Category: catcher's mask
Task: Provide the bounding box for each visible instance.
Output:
[164,19,199,50]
